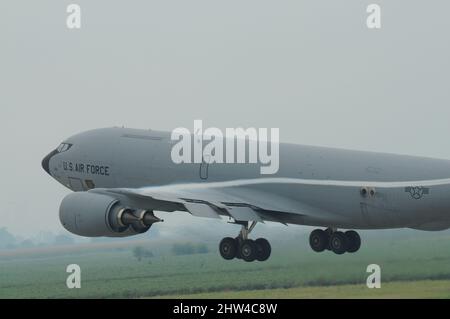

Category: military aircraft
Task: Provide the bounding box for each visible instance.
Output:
[42,127,450,262]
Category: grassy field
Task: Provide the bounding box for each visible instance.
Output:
[155,280,450,299]
[1,233,450,298]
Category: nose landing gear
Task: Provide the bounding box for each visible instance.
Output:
[218,221,272,262]
[309,228,361,254]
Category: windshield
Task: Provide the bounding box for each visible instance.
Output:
[56,143,72,153]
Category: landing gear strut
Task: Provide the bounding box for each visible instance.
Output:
[309,228,361,254]
[219,221,271,262]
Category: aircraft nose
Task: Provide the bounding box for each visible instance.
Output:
[42,149,58,175]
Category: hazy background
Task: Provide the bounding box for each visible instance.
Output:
[1,0,450,237]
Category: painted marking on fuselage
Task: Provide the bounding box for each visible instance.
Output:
[63,161,110,176]
[404,186,430,199]
[134,177,450,193]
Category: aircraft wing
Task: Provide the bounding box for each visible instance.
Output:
[91,177,450,224]
[90,178,342,224]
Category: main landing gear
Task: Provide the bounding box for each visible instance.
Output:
[309,228,361,254]
[219,221,271,262]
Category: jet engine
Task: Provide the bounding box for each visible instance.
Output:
[59,192,162,237]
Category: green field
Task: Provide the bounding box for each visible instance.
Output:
[1,233,450,298]
[155,280,450,299]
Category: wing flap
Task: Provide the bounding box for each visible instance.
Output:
[225,206,263,222]
[182,202,222,219]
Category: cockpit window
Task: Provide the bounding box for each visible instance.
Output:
[57,143,73,153]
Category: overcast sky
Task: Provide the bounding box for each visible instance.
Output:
[1,1,450,236]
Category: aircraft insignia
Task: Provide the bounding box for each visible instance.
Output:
[405,186,430,200]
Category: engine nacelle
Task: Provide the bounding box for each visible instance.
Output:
[59,192,161,237]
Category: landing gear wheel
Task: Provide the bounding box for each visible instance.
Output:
[255,238,271,261]
[345,230,361,253]
[219,237,237,260]
[240,239,257,262]
[309,229,330,252]
[330,231,348,255]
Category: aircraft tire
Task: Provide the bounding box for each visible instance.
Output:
[345,230,361,253]
[255,238,271,261]
[330,231,348,255]
[240,239,257,262]
[309,229,329,252]
[219,237,238,260]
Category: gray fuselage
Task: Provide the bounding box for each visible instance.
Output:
[43,127,450,231]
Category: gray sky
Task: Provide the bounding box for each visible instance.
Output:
[1,0,450,236]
